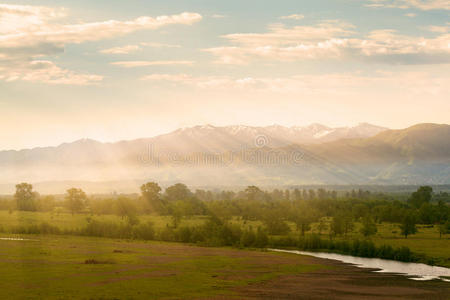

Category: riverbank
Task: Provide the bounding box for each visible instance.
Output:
[270,249,450,282]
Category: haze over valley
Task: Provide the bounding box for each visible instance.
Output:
[1,122,448,193]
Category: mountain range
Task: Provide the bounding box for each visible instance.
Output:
[0,123,449,193]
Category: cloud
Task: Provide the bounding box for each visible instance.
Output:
[141,73,193,81]
[222,21,355,45]
[140,42,181,48]
[0,4,66,34]
[0,60,103,85]
[140,72,450,96]
[100,45,142,54]
[367,0,450,10]
[211,14,226,18]
[111,60,194,67]
[404,12,417,16]
[280,14,305,20]
[0,4,202,84]
[100,42,181,55]
[204,21,450,65]
[426,25,450,33]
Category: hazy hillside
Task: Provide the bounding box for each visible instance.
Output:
[0,123,449,192]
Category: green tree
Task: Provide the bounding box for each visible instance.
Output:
[409,186,432,208]
[65,188,87,215]
[330,215,344,238]
[245,186,263,201]
[15,183,37,211]
[292,207,316,236]
[419,202,435,224]
[140,182,162,210]
[165,183,191,202]
[115,196,136,219]
[438,220,450,239]
[360,215,378,237]
[317,218,328,235]
[399,213,418,239]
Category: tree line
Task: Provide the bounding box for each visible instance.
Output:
[4,182,450,240]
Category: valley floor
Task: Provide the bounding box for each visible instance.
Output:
[0,235,448,299]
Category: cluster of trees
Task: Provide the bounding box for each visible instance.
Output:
[7,182,450,241]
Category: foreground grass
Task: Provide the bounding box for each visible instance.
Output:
[0,235,324,299]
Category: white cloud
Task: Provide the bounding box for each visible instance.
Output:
[100,42,181,55]
[404,12,417,16]
[0,5,202,84]
[139,72,450,96]
[211,14,226,19]
[111,60,194,68]
[426,25,449,33]
[367,0,450,10]
[280,14,305,20]
[0,4,66,34]
[204,21,450,65]
[140,42,181,48]
[0,60,103,85]
[222,21,355,46]
[141,73,193,81]
[100,45,142,54]
[0,12,202,48]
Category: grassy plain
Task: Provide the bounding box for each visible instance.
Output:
[0,235,449,299]
[0,211,449,267]
[0,235,324,299]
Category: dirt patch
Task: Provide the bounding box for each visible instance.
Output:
[84,259,115,264]
[232,256,450,300]
[89,270,180,286]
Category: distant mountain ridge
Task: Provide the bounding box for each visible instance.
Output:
[0,123,449,192]
[1,122,387,154]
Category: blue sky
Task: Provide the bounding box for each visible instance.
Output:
[0,0,449,149]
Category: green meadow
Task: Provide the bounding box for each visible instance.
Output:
[0,211,448,267]
[0,235,323,299]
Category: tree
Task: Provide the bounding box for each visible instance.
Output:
[343,213,355,237]
[399,213,418,239]
[141,182,164,213]
[330,215,344,238]
[360,215,378,237]
[65,188,87,215]
[292,207,316,236]
[409,186,432,208]
[245,186,263,201]
[438,220,450,239]
[165,183,191,202]
[115,196,136,220]
[317,218,328,235]
[419,202,435,224]
[262,210,291,235]
[141,182,161,201]
[284,190,290,201]
[15,183,37,211]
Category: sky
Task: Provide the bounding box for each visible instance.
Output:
[0,0,449,150]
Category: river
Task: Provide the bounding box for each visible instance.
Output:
[270,249,450,282]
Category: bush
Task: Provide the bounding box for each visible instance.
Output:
[133,221,155,240]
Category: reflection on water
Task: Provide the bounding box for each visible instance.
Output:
[270,249,450,282]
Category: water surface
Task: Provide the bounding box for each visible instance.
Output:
[271,249,450,282]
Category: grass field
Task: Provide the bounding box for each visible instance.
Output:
[0,211,449,267]
[0,211,207,231]
[0,234,449,299]
[0,235,324,299]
